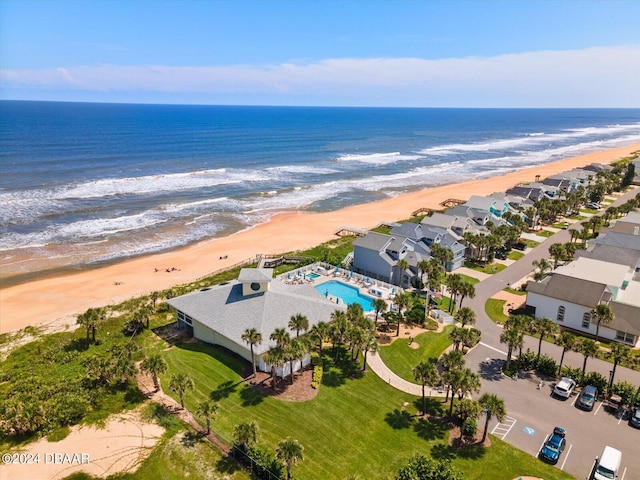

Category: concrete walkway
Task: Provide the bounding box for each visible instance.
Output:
[366,349,443,397]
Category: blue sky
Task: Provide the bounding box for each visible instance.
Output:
[1,0,639,107]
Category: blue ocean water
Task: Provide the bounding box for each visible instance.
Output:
[1,101,640,280]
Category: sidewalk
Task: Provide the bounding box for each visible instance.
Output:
[366,349,444,397]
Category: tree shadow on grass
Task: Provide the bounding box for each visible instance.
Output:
[180,430,204,447]
[322,366,347,387]
[430,442,456,461]
[412,397,446,416]
[452,442,486,460]
[210,380,240,401]
[413,417,448,441]
[384,408,414,429]
[239,384,265,407]
[215,456,246,475]
[64,338,90,352]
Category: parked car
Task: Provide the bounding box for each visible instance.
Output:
[562,221,569,229]
[495,251,507,260]
[553,377,576,399]
[539,427,566,464]
[576,385,598,411]
[513,241,527,251]
[586,202,601,210]
[629,407,640,429]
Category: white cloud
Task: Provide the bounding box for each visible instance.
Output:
[1,45,639,106]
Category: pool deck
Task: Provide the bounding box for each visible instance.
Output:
[276,262,400,311]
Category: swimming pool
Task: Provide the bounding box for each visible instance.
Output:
[315,280,375,312]
[306,272,320,279]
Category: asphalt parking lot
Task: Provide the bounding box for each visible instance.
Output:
[468,344,638,480]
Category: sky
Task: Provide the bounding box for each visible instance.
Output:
[1,0,640,107]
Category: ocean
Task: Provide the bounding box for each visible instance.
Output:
[2,101,640,284]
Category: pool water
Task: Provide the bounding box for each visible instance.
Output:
[307,272,320,279]
[315,280,375,312]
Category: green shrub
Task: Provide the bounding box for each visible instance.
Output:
[516,350,537,371]
[462,418,478,438]
[581,372,607,392]
[311,365,323,389]
[536,355,557,377]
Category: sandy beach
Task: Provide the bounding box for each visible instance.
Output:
[2,142,639,335]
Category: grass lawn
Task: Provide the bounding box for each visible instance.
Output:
[459,274,480,285]
[485,299,508,324]
[524,239,540,249]
[465,261,506,275]
[580,208,599,214]
[378,327,454,383]
[535,229,555,237]
[504,287,527,296]
[153,338,573,480]
[507,251,524,261]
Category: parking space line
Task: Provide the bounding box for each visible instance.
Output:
[594,401,604,415]
[560,443,572,471]
[536,434,549,457]
[621,466,627,479]
[491,415,517,440]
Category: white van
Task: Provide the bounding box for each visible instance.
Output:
[593,446,622,480]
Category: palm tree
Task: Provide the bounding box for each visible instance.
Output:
[529,317,559,361]
[417,259,431,287]
[77,307,104,344]
[556,331,577,375]
[531,258,553,282]
[478,393,506,443]
[457,281,475,309]
[608,343,631,390]
[263,347,285,390]
[270,327,291,349]
[440,349,465,402]
[309,321,328,356]
[456,399,480,439]
[360,329,378,372]
[445,274,463,313]
[241,328,262,377]
[285,338,306,384]
[140,354,167,392]
[329,310,349,363]
[393,291,411,337]
[578,339,599,381]
[196,400,219,435]
[500,328,523,371]
[448,327,465,351]
[412,361,440,415]
[288,313,309,338]
[460,327,481,352]
[233,421,259,452]
[276,437,304,480]
[548,243,566,269]
[395,258,410,287]
[445,368,480,418]
[590,304,614,343]
[454,306,476,328]
[372,298,387,325]
[169,372,194,409]
[431,243,454,271]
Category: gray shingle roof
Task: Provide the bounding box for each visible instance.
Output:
[526,274,611,308]
[167,278,346,355]
[590,231,640,251]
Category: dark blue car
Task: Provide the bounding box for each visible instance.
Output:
[539,427,566,464]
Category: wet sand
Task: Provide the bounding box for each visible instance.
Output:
[1,142,639,334]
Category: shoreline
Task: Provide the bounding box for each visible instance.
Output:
[2,142,639,335]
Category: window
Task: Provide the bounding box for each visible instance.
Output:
[616,331,635,344]
[582,312,591,329]
[557,306,565,322]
